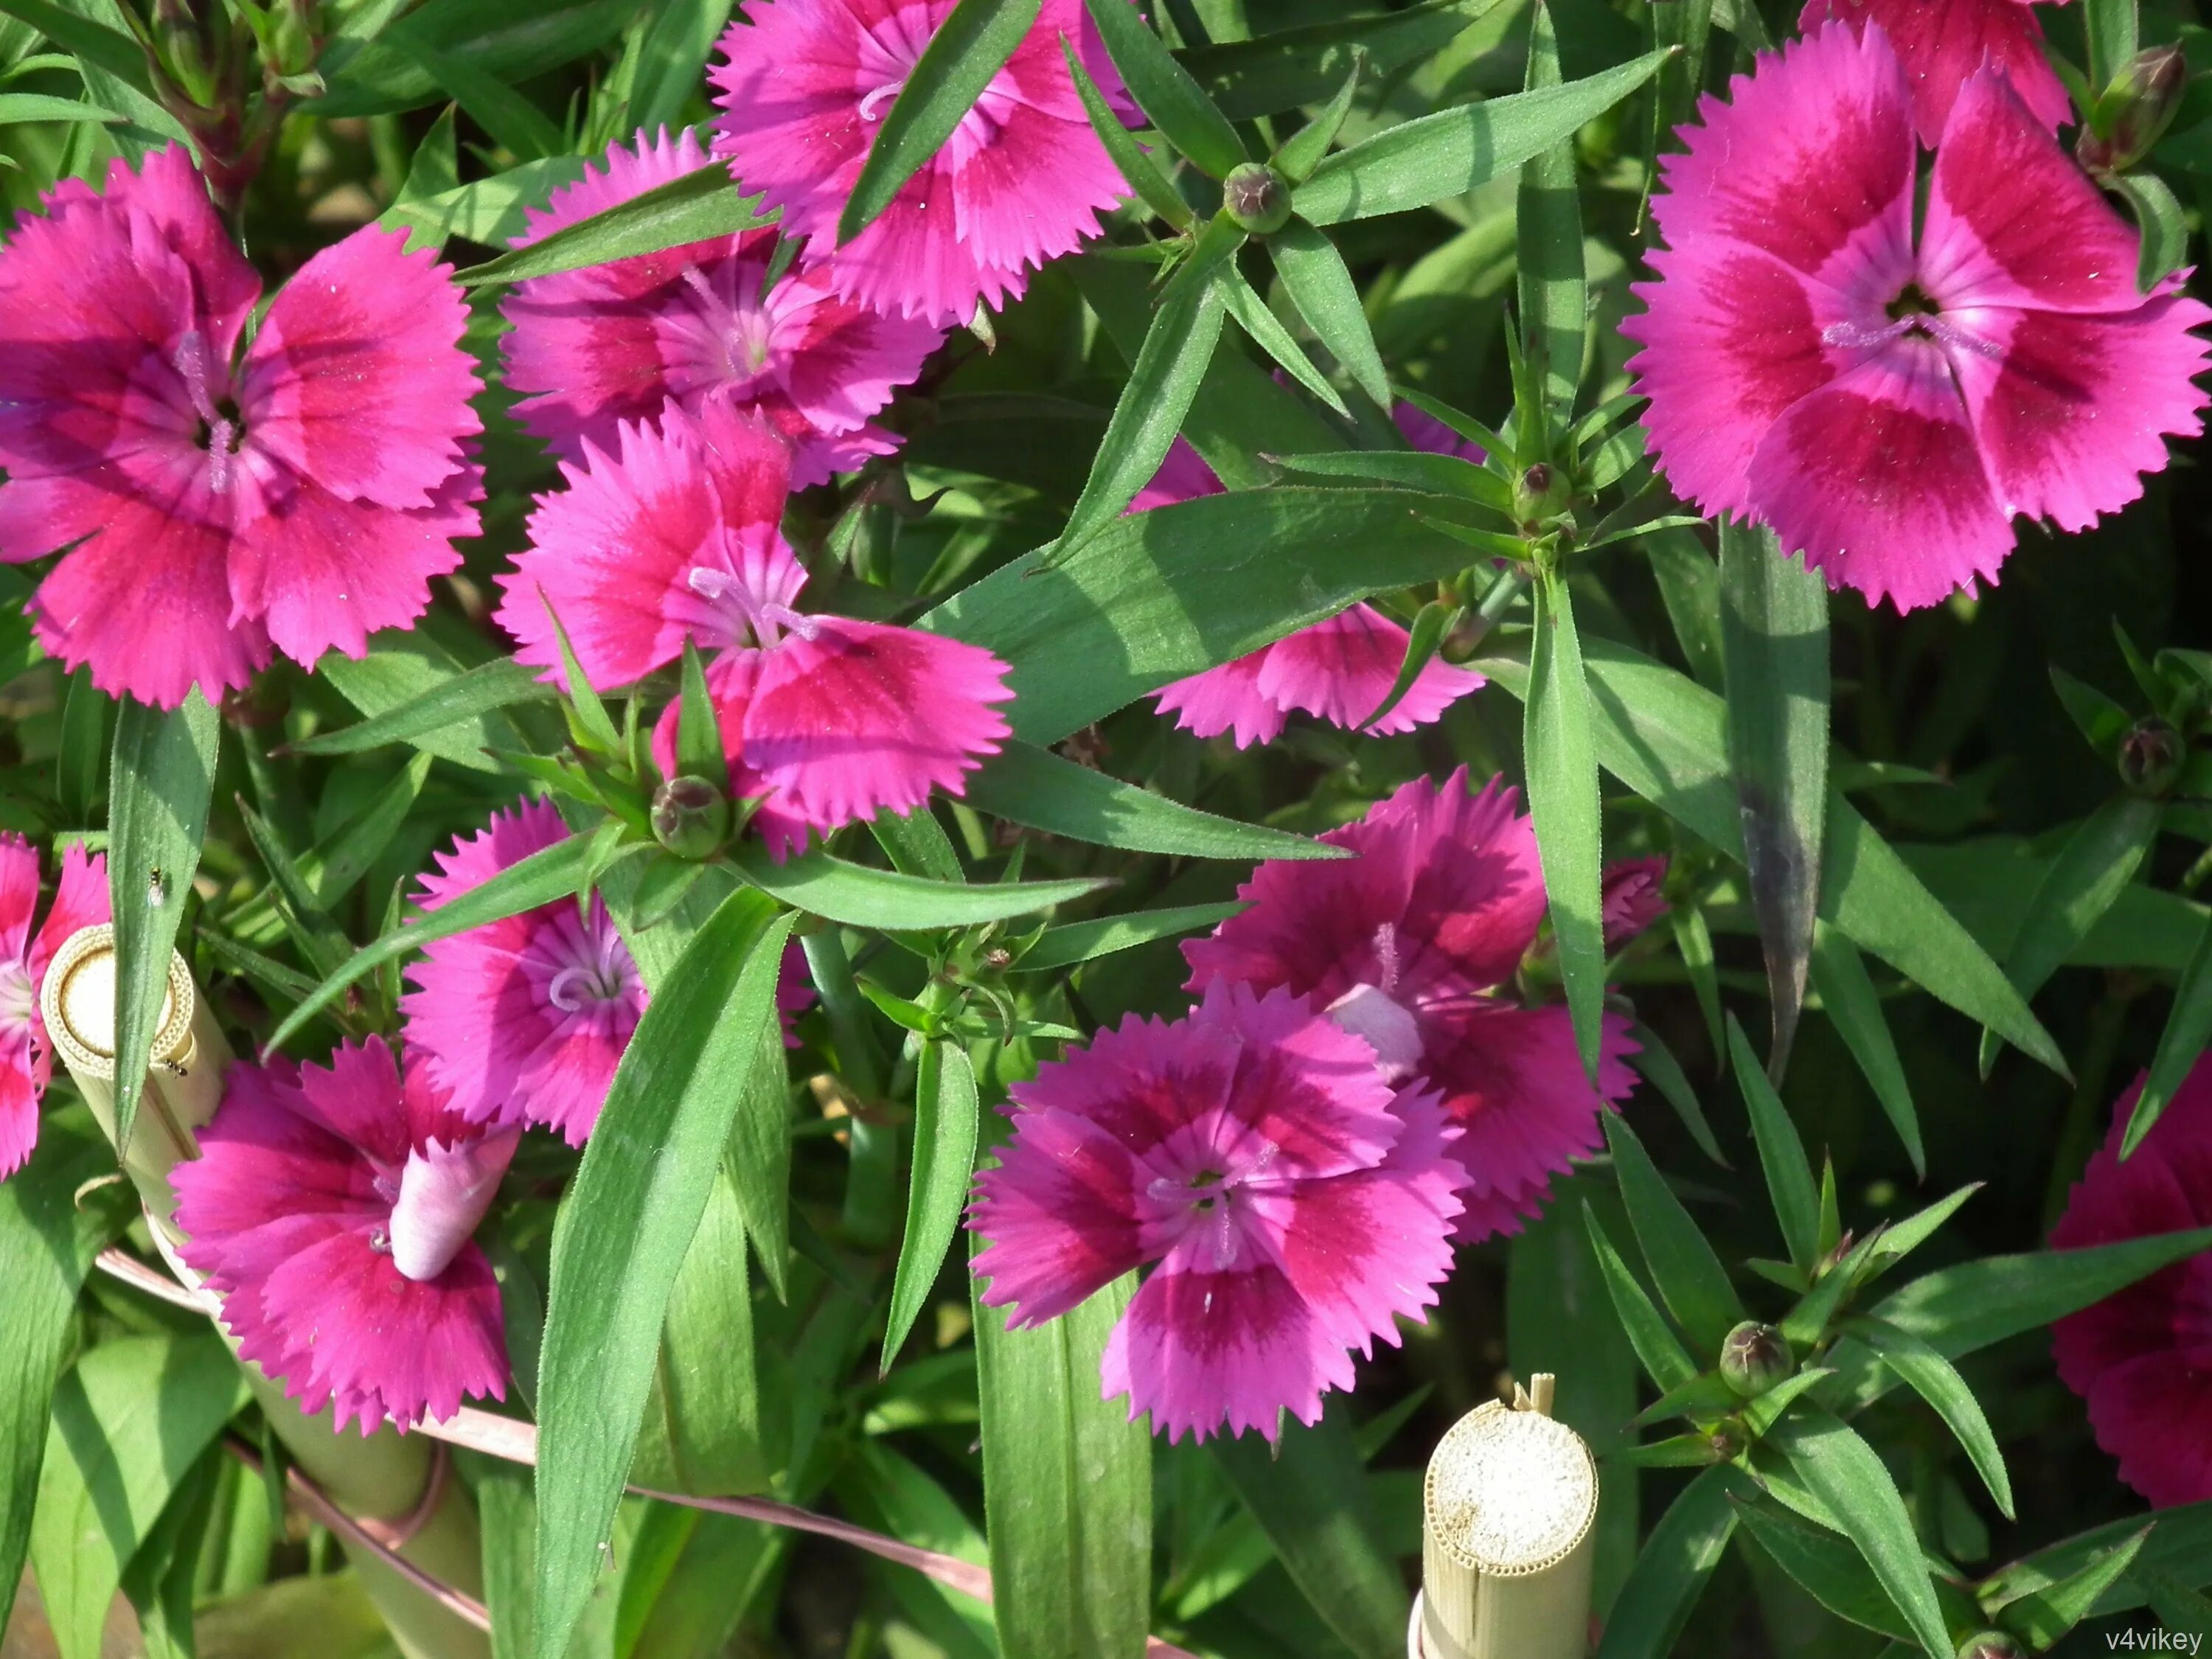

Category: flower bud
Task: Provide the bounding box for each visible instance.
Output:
[2080,44,2188,174]
[1601,856,1669,950]
[1705,1422,1743,1463]
[268,0,321,78]
[1222,163,1293,235]
[1512,461,1573,527]
[1955,1633,2025,1659]
[1719,1321,1793,1398]
[651,776,731,860]
[152,0,218,108]
[2118,716,2185,796]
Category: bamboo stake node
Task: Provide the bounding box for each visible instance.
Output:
[1413,1374,1599,1659]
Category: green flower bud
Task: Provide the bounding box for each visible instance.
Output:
[2118,716,2185,796]
[1955,1632,2025,1659]
[152,0,218,108]
[1222,163,1293,235]
[651,776,731,860]
[1718,1321,1793,1399]
[2080,44,2188,174]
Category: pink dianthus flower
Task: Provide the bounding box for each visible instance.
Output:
[1800,0,2071,144]
[2051,1059,2212,1509]
[0,838,108,1179]
[500,128,944,486]
[1624,23,2210,613]
[494,402,1014,859]
[1139,406,1486,748]
[172,1037,513,1433]
[711,0,1132,327]
[970,981,1466,1443]
[1183,771,1638,1242]
[401,799,647,1147]
[0,146,484,708]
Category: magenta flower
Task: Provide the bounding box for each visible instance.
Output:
[2051,1060,2212,1507]
[1799,0,2071,143]
[494,402,1014,858]
[401,799,647,1147]
[0,838,108,1179]
[970,981,1466,1443]
[1624,23,2211,612]
[0,147,484,708]
[500,128,944,486]
[1601,856,1670,950]
[172,1038,513,1433]
[1183,771,1638,1243]
[1139,411,1486,748]
[711,0,1130,327]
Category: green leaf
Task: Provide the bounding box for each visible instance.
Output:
[237,804,355,979]
[1593,1465,1741,1659]
[1840,1316,2012,1520]
[1358,599,1457,731]
[0,91,121,122]
[730,841,1105,928]
[627,0,735,135]
[108,692,219,1156]
[1727,1014,1818,1269]
[29,1334,248,1659]
[965,740,1340,861]
[1270,219,1391,408]
[1978,792,2159,1074]
[1295,48,1672,224]
[1718,520,1830,1073]
[380,153,591,251]
[970,1263,1151,1659]
[459,160,773,288]
[1980,1505,2212,1619]
[1809,921,1923,1178]
[1268,48,1360,182]
[1015,902,1245,972]
[1603,1113,1744,1356]
[1081,0,1247,178]
[479,1464,539,1659]
[1528,569,1607,1081]
[319,629,530,773]
[376,21,564,159]
[1065,40,1191,228]
[674,640,728,793]
[119,1446,219,1659]
[2113,171,2189,290]
[1583,1200,1700,1391]
[1180,0,1503,120]
[883,1043,981,1370]
[1213,1407,1410,1659]
[1220,265,1346,414]
[290,657,557,759]
[57,671,105,827]
[1470,631,2067,1074]
[1767,1408,1950,1658]
[1268,445,1513,512]
[924,484,1480,744]
[2004,1526,2152,1650]
[532,894,796,1659]
[316,0,631,114]
[0,0,147,91]
[265,828,599,1053]
[2126,912,2212,1155]
[841,0,1042,243]
[1050,239,1234,564]
[1731,1495,1916,1643]
[1645,525,1725,691]
[1516,0,1584,428]
[2134,1565,2212,1643]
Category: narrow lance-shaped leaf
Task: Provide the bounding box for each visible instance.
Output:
[1360,600,1456,730]
[1767,1408,1953,1659]
[1841,1315,2014,1520]
[2004,1526,2152,1651]
[108,693,220,1155]
[675,639,728,792]
[1179,0,1497,120]
[2115,173,2189,291]
[1080,0,1248,178]
[459,161,773,287]
[1728,1495,1917,1644]
[883,1042,981,1370]
[284,656,556,758]
[2125,911,2212,1155]
[1517,0,1585,429]
[1583,1200,1699,1391]
[1528,567,1607,1080]
[1294,49,1672,224]
[1270,48,1362,182]
[1065,41,1192,229]
[1015,902,1245,973]
[841,0,1043,242]
[1978,792,2160,1075]
[730,842,1108,928]
[1270,218,1391,407]
[531,894,796,1659]
[1593,1465,1742,1659]
[1728,1014,1820,1270]
[1625,1023,1729,1168]
[1219,265,1346,414]
[1719,518,1829,1076]
[1809,920,1924,1177]
[1602,1113,1744,1356]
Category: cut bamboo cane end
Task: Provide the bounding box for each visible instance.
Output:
[1416,1391,1599,1659]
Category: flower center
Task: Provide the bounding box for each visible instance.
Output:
[1146,1140,1280,1269]
[542,908,641,1018]
[676,265,779,394]
[173,330,243,495]
[2177,1253,2212,1371]
[686,564,819,652]
[0,961,33,1034]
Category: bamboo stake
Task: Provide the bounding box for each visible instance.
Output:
[1412,1374,1599,1659]
[41,925,490,1659]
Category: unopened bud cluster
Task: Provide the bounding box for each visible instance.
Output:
[1719,1321,1792,1398]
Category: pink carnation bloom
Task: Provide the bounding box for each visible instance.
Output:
[494,402,1014,858]
[172,1037,514,1433]
[1601,855,1669,950]
[402,799,647,1147]
[1624,23,2211,613]
[2050,1061,2212,1508]
[1183,771,1638,1243]
[711,0,1130,327]
[0,146,483,708]
[1800,0,2071,143]
[500,128,944,486]
[1141,408,1487,748]
[970,981,1466,1443]
[0,838,109,1179]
